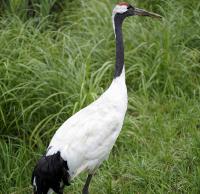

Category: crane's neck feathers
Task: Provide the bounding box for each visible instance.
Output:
[112,13,125,78]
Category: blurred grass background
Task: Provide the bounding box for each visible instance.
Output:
[0,0,200,193]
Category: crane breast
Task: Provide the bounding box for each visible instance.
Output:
[47,78,127,178]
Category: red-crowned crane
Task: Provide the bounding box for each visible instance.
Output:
[31,2,161,194]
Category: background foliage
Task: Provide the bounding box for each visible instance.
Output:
[0,0,200,193]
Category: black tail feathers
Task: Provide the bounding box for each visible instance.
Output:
[32,151,70,194]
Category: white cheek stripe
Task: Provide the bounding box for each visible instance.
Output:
[112,14,116,37]
[112,5,128,14]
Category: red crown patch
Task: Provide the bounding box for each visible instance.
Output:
[117,2,129,6]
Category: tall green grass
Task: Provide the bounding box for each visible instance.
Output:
[0,0,65,19]
[0,0,200,193]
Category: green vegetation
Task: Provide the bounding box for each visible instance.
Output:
[0,0,200,193]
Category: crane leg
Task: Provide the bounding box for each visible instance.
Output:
[82,174,93,194]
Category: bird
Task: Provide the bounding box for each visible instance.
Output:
[31,2,161,194]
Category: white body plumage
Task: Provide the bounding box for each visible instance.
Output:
[47,67,127,180]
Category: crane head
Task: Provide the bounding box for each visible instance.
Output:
[113,2,162,19]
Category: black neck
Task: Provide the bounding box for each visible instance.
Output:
[114,15,124,78]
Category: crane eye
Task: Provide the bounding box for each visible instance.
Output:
[127,5,134,10]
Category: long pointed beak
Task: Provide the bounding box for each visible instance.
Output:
[134,8,162,19]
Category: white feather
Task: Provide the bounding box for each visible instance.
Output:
[112,5,128,14]
[47,67,127,180]
[47,189,53,194]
